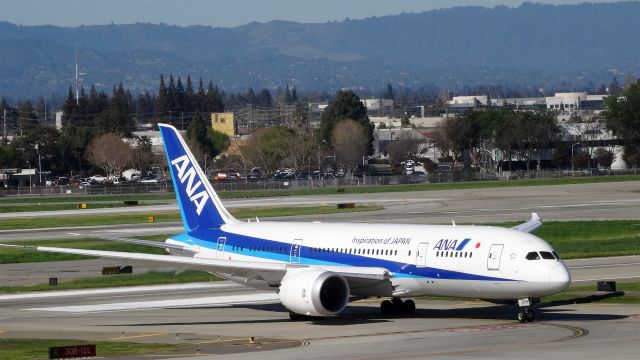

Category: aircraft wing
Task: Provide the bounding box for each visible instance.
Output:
[0,244,391,294]
[512,213,542,233]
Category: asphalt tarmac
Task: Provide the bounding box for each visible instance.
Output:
[0,282,638,360]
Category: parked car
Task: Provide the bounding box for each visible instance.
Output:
[90,175,107,183]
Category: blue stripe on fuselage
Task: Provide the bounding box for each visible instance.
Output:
[173,229,514,282]
[455,238,471,251]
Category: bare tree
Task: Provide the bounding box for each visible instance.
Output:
[85,133,133,180]
[386,131,423,164]
[332,119,368,176]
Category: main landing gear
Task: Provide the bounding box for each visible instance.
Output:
[380,298,416,315]
[516,298,536,323]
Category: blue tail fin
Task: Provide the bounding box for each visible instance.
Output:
[159,123,237,231]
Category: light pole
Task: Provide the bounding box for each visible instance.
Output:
[35,144,42,184]
[26,161,32,194]
[571,143,580,175]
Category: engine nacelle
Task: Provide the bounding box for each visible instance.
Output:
[279,268,350,317]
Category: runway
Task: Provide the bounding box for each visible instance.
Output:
[0,281,638,359]
[1,181,639,225]
[1,181,639,358]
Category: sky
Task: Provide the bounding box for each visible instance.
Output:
[0,0,628,27]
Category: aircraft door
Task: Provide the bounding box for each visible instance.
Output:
[487,244,504,270]
[290,239,303,263]
[416,242,429,268]
[216,237,226,259]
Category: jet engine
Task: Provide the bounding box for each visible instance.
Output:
[279,268,350,317]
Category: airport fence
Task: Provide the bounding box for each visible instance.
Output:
[0,167,638,198]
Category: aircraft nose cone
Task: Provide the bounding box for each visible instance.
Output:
[548,262,571,293]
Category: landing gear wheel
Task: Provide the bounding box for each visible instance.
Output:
[380,300,393,315]
[526,309,535,322]
[402,299,416,315]
[517,309,527,323]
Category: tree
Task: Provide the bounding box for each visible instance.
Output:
[85,133,133,180]
[382,84,395,100]
[61,86,78,127]
[239,126,291,176]
[332,119,368,176]
[386,131,423,164]
[130,135,157,173]
[594,148,615,168]
[320,90,373,153]
[603,80,640,167]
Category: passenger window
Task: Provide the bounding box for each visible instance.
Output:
[540,251,555,260]
[408,250,411,256]
[526,252,541,260]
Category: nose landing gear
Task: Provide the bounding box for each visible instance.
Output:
[516,298,537,322]
[380,298,416,315]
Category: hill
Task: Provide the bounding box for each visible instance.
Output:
[1,1,639,99]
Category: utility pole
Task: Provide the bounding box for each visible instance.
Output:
[3,109,6,140]
[75,45,79,104]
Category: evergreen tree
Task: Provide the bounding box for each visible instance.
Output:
[185,75,195,111]
[284,85,292,104]
[155,74,169,123]
[257,89,272,107]
[291,86,298,103]
[176,76,186,113]
[319,90,374,153]
[62,86,78,127]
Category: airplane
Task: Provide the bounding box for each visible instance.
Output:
[1,124,571,323]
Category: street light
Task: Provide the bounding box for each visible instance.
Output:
[35,143,42,184]
[571,143,580,175]
[26,161,32,194]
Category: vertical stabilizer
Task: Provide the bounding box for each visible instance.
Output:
[159,123,237,231]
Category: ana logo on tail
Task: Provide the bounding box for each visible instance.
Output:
[171,155,210,215]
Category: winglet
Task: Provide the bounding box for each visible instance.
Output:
[512,213,543,233]
[159,123,238,231]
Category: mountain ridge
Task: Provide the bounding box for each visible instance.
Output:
[1,1,639,99]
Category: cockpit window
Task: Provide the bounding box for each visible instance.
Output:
[552,251,561,259]
[526,252,541,260]
[539,251,555,260]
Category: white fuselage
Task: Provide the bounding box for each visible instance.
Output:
[168,221,571,300]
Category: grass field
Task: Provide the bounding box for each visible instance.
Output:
[2,174,639,205]
[0,201,159,213]
[532,220,640,259]
[0,237,167,264]
[0,204,381,230]
[0,338,193,360]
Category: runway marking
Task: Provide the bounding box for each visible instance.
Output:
[66,232,84,236]
[0,282,242,301]
[111,333,166,340]
[195,337,252,345]
[25,292,280,313]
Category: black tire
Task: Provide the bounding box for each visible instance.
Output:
[526,309,535,322]
[380,300,393,315]
[402,299,416,315]
[392,299,404,314]
[517,310,527,323]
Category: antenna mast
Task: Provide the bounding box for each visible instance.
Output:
[75,45,79,104]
